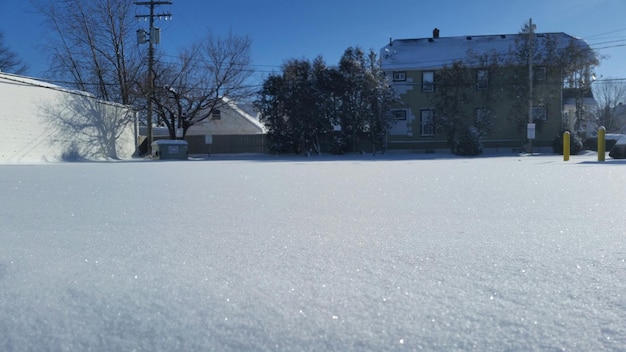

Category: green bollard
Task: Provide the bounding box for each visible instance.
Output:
[598,126,606,162]
[563,131,570,161]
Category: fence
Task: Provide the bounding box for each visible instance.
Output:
[149,133,554,156]
[184,134,268,155]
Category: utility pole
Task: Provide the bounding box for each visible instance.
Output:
[527,18,536,154]
[135,1,172,156]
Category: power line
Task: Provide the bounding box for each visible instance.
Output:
[587,38,626,47]
[584,28,626,39]
[592,43,626,51]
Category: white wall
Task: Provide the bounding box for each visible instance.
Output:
[0,73,136,162]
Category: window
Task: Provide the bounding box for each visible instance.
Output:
[420,109,434,136]
[476,69,488,90]
[532,106,547,121]
[212,109,221,120]
[422,71,434,92]
[475,107,490,126]
[534,66,547,81]
[392,71,406,81]
[392,109,407,120]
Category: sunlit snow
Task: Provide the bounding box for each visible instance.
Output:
[1,153,624,351]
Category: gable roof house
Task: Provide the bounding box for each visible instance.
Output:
[141,97,266,155]
[0,72,137,162]
[186,98,266,154]
[380,28,596,153]
[186,97,265,136]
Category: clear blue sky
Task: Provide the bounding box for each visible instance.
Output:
[2,0,625,85]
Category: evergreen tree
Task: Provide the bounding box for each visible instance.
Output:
[337,47,397,153]
[337,47,367,152]
[255,57,333,154]
[255,48,397,155]
[363,50,398,154]
[430,60,473,151]
[255,75,291,153]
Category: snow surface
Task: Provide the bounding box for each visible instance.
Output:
[1,153,625,351]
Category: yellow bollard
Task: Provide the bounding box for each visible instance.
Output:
[563,131,570,161]
[597,126,606,162]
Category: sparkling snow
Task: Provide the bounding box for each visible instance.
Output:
[1,153,625,351]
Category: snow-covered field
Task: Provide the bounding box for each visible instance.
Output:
[1,153,625,351]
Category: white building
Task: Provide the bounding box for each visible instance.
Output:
[562,96,598,137]
[140,98,264,138]
[0,72,137,162]
[186,97,265,136]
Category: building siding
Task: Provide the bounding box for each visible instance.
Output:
[382,32,592,151]
[0,73,137,162]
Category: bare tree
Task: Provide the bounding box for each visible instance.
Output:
[506,25,599,136]
[148,30,254,139]
[429,48,502,153]
[34,0,144,105]
[593,79,626,132]
[0,32,29,74]
[430,60,474,152]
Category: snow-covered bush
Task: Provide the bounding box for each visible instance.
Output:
[453,127,483,156]
[330,132,347,154]
[552,131,583,155]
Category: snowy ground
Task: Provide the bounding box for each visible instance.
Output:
[1,152,625,351]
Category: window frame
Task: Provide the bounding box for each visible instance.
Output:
[420,109,435,136]
[534,66,547,81]
[532,106,547,121]
[474,107,490,125]
[392,71,407,82]
[392,109,407,120]
[422,71,434,92]
[476,69,489,90]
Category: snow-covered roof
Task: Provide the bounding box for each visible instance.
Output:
[220,97,265,132]
[138,98,265,137]
[381,32,590,71]
[151,139,188,145]
[0,71,66,90]
[0,71,131,109]
[185,96,265,135]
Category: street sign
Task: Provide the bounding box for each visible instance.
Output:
[527,123,536,140]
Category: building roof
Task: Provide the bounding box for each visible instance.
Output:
[381,31,590,71]
[219,97,265,132]
[0,71,130,109]
[0,72,63,90]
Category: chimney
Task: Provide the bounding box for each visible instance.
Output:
[433,28,440,39]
